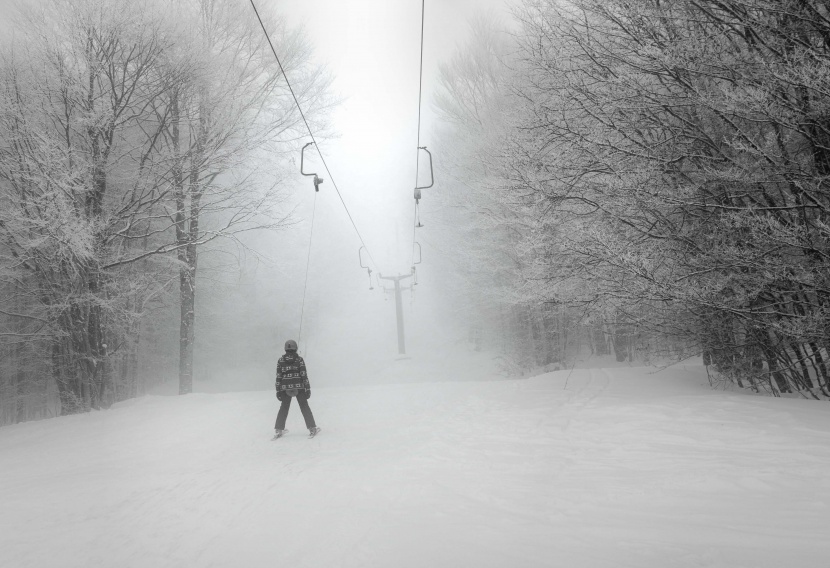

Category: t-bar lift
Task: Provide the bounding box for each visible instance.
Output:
[413,146,433,228]
[359,246,373,290]
[301,142,324,191]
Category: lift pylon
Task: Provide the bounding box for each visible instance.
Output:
[378,272,414,355]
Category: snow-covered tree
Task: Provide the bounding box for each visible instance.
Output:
[431,17,581,369]
[158,0,332,394]
[509,0,830,394]
[432,0,830,395]
[0,0,332,417]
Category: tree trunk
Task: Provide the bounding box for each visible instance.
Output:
[53,339,82,416]
[174,95,205,396]
[179,260,195,395]
[14,334,26,424]
[13,280,27,423]
[171,92,193,395]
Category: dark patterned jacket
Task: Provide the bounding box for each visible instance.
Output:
[276,351,310,395]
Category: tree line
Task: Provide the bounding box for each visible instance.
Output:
[432,0,830,398]
[0,0,330,423]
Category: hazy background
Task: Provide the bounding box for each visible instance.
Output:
[4,0,828,423]
[0,0,517,395]
[184,0,517,392]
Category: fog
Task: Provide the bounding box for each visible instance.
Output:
[183,0,515,393]
[4,1,830,564]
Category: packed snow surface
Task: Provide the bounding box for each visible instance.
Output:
[2,364,830,567]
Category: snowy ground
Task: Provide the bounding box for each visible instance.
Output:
[2,363,830,568]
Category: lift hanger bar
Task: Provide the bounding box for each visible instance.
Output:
[301,142,324,192]
[359,246,374,290]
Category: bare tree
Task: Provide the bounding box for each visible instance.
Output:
[510,0,830,394]
[0,0,182,413]
[432,0,830,391]
[0,0,332,417]
[159,0,332,394]
[432,17,579,370]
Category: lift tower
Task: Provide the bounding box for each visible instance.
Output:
[378,272,414,355]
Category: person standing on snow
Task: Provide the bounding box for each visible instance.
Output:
[273,339,320,439]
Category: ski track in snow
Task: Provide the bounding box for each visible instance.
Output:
[1,365,830,567]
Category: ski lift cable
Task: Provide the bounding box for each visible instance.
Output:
[415,0,425,180]
[248,0,378,270]
[297,191,318,345]
[410,207,418,266]
[411,0,426,266]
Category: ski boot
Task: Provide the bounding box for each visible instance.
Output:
[272,429,288,440]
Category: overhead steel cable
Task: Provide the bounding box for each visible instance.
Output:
[248,0,379,270]
[411,0,426,267]
[410,206,418,268]
[415,0,426,178]
[297,191,318,345]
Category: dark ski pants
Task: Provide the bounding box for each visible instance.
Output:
[275,391,316,430]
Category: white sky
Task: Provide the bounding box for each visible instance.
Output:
[275,0,515,275]
[0,0,520,357]
[265,0,520,358]
[0,0,516,277]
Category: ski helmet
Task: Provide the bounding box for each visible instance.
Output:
[284,339,298,352]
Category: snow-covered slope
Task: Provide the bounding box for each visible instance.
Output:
[2,365,829,568]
